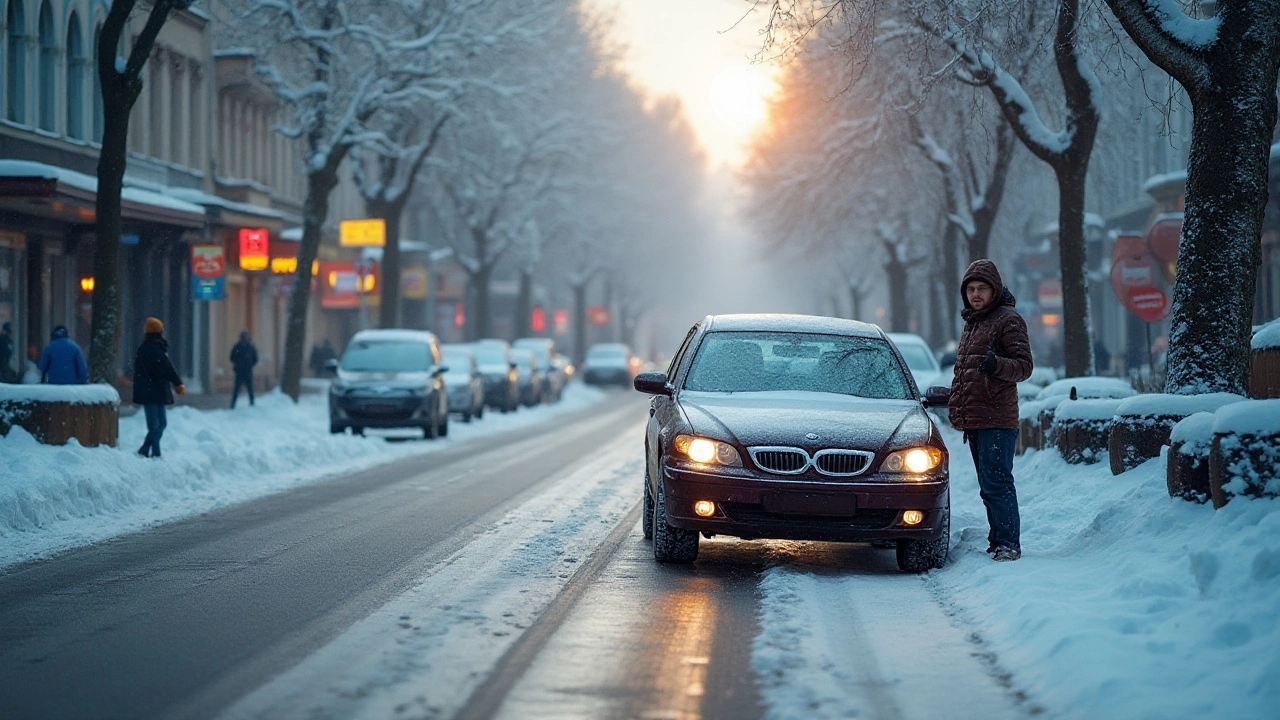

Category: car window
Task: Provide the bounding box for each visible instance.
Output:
[895,344,937,372]
[341,341,432,372]
[586,346,626,361]
[667,326,699,378]
[440,349,471,369]
[472,345,508,365]
[683,331,912,399]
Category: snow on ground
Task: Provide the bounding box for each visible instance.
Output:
[219,428,643,720]
[0,383,606,569]
[752,421,1280,720]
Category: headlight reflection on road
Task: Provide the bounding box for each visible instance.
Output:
[648,583,718,719]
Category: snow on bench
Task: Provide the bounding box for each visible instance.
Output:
[1209,399,1280,508]
[1109,393,1245,475]
[0,384,120,448]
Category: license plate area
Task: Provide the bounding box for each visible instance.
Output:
[762,492,854,516]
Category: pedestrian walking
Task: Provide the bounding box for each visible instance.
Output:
[947,260,1034,562]
[0,321,14,382]
[230,330,259,408]
[133,317,185,458]
[37,325,87,384]
[309,338,336,376]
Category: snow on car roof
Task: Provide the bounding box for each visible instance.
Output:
[705,314,884,338]
[349,329,438,344]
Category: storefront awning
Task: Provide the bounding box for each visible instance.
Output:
[0,160,206,228]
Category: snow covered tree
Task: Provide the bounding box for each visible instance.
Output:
[88,0,192,384]
[1101,0,1280,394]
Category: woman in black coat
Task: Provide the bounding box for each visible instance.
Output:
[133,317,185,458]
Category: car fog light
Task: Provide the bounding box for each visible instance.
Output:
[693,500,716,517]
[902,510,924,525]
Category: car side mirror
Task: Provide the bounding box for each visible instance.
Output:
[433,365,449,377]
[633,371,671,396]
[922,385,950,407]
[324,358,339,370]
[509,362,518,370]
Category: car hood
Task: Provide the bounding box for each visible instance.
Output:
[335,369,431,389]
[678,390,932,452]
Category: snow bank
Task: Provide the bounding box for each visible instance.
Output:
[1115,392,1244,418]
[1212,399,1280,437]
[0,383,120,405]
[934,425,1280,720]
[0,383,605,568]
[1053,397,1125,422]
[1035,376,1136,401]
[1019,397,1060,421]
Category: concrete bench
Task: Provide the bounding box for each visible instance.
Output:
[0,384,120,448]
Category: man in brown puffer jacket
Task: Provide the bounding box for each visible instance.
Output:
[947,259,1034,562]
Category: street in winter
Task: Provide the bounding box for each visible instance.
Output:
[1,0,1279,719]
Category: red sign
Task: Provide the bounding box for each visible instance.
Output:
[531,307,546,333]
[318,260,380,309]
[1147,215,1181,263]
[553,309,569,335]
[239,228,270,271]
[587,305,610,326]
[1037,278,1062,309]
[1126,287,1169,322]
[191,244,224,278]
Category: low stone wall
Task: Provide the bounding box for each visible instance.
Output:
[1250,347,1280,399]
[1109,394,1244,475]
[1054,398,1125,465]
[1166,412,1216,503]
[0,384,120,448]
[1206,400,1280,509]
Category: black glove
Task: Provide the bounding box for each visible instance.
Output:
[980,348,998,375]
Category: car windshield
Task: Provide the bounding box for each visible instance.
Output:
[587,346,626,361]
[341,341,431,372]
[440,349,471,369]
[472,345,508,365]
[513,353,532,368]
[683,331,912,399]
[895,344,936,372]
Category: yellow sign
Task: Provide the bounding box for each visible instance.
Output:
[402,266,428,299]
[339,218,386,247]
[271,257,297,274]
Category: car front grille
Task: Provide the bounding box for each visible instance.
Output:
[813,450,874,476]
[749,447,810,474]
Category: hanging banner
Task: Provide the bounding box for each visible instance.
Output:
[238,228,270,271]
[191,244,225,300]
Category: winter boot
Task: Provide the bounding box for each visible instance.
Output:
[992,546,1021,562]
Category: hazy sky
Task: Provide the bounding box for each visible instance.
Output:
[586,0,777,169]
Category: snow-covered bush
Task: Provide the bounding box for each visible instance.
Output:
[1109,393,1245,475]
[1210,400,1280,508]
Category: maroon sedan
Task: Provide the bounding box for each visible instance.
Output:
[634,314,951,572]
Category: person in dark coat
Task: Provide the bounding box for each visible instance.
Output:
[947,260,1034,562]
[133,317,185,458]
[38,325,88,385]
[0,321,14,382]
[229,330,259,408]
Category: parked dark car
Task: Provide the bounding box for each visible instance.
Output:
[634,314,951,571]
[583,342,639,386]
[440,343,485,422]
[510,347,544,407]
[473,339,519,413]
[329,329,449,438]
[514,337,564,402]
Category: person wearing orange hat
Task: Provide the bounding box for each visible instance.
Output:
[132,317,185,458]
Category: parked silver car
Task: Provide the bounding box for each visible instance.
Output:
[514,337,564,402]
[510,347,545,407]
[328,329,449,438]
[440,344,485,422]
[473,339,519,413]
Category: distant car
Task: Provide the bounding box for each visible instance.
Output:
[472,340,519,413]
[510,348,544,407]
[329,329,449,438]
[634,314,951,572]
[440,343,485,422]
[583,342,639,386]
[514,337,564,402]
[887,333,944,392]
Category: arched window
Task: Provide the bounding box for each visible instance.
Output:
[91,24,102,141]
[65,12,83,138]
[36,0,54,131]
[6,0,27,123]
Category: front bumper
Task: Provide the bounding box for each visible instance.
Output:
[661,462,948,542]
[330,394,432,428]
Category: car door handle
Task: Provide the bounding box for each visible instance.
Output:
[649,407,655,417]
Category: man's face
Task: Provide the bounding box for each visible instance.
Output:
[966,281,995,311]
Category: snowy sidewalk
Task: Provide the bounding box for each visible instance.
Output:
[0,383,607,570]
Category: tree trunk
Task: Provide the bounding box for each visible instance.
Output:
[1056,159,1094,377]
[573,282,587,364]
[516,270,532,338]
[280,167,341,401]
[371,198,403,329]
[849,285,862,322]
[470,264,493,340]
[88,97,129,384]
[884,256,909,333]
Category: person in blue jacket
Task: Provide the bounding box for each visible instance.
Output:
[133,317,185,458]
[38,325,87,384]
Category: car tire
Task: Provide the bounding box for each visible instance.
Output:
[896,506,950,573]
[652,482,698,563]
[462,410,472,423]
[642,466,655,541]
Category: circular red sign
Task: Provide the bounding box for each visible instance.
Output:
[1126,286,1169,322]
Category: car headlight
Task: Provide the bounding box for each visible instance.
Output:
[674,434,742,466]
[880,447,943,474]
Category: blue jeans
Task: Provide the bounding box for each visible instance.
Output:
[232,373,254,407]
[140,404,167,457]
[967,428,1020,551]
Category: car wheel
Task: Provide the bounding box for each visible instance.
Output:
[652,482,698,563]
[896,506,950,573]
[462,410,472,423]
[642,466,655,541]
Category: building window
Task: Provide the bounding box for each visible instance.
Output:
[65,12,83,139]
[91,24,102,142]
[37,0,54,132]
[6,0,27,123]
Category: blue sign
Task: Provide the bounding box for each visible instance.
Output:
[121,233,140,246]
[192,275,224,300]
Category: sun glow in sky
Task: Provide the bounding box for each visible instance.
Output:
[586,0,777,169]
